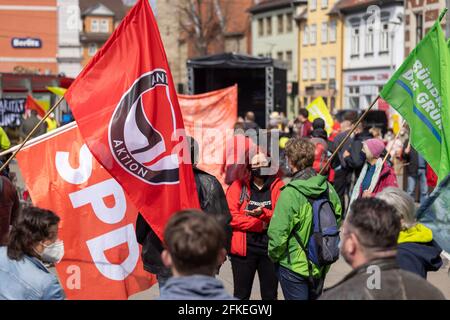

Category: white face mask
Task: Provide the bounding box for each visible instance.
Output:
[40,240,64,264]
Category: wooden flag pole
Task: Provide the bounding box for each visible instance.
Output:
[319,95,380,176]
[382,120,406,165]
[0,95,65,173]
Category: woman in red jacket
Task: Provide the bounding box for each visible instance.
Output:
[226,152,284,300]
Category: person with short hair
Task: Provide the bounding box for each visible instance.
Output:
[376,187,443,279]
[320,198,445,300]
[295,109,312,138]
[244,111,260,132]
[0,207,65,300]
[19,110,47,139]
[268,137,342,300]
[158,210,234,300]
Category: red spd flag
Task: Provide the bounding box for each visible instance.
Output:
[65,0,199,239]
[16,124,155,299]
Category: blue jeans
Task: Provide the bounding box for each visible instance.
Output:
[276,265,323,300]
[407,169,428,203]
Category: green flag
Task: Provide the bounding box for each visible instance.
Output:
[380,10,450,182]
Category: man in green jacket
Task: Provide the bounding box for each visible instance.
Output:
[268,137,342,300]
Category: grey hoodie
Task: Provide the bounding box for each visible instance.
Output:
[158,275,235,300]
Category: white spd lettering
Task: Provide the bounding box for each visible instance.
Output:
[55,144,93,184]
[86,224,139,281]
[69,178,126,224]
[56,143,139,281]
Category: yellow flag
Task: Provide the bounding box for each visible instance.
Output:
[306,97,334,135]
[47,86,67,96]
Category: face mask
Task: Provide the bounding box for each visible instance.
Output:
[251,167,264,178]
[40,240,64,264]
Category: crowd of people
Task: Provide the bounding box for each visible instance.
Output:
[0,108,447,300]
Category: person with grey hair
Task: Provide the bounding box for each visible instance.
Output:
[320,198,444,300]
[376,188,443,279]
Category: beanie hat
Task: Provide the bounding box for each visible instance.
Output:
[364,138,385,158]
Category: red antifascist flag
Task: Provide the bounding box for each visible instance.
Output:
[25,95,46,117]
[65,0,199,240]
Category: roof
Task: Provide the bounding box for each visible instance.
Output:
[79,0,126,20]
[248,0,306,14]
[187,53,287,69]
[336,0,403,14]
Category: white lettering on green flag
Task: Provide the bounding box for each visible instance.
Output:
[380,9,450,182]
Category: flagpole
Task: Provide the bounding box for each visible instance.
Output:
[319,95,380,176]
[382,120,406,165]
[0,95,65,173]
[0,121,77,158]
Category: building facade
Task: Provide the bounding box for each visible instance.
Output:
[79,0,125,67]
[404,0,449,56]
[155,0,254,94]
[57,0,83,78]
[249,0,304,119]
[339,0,404,110]
[0,0,58,74]
[297,0,344,111]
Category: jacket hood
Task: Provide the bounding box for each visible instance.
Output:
[159,275,233,300]
[398,224,433,244]
[285,169,329,197]
[398,224,443,272]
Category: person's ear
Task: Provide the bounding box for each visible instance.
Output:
[161,249,173,269]
[347,233,359,256]
[217,248,227,266]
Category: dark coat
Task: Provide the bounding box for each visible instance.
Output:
[0,176,20,246]
[344,130,373,176]
[320,258,445,300]
[136,167,232,276]
[397,240,443,279]
[402,140,423,177]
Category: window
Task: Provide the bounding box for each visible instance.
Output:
[416,12,423,43]
[310,24,317,45]
[258,18,264,36]
[91,19,99,32]
[321,22,328,43]
[277,51,284,62]
[100,19,109,33]
[88,43,97,56]
[329,20,337,42]
[286,13,293,32]
[351,27,360,55]
[380,23,389,52]
[303,59,309,80]
[310,59,317,80]
[329,57,336,79]
[303,25,309,45]
[266,17,272,35]
[321,0,328,9]
[365,25,374,54]
[348,86,360,109]
[321,58,328,80]
[310,0,317,10]
[277,15,284,34]
[286,51,293,70]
